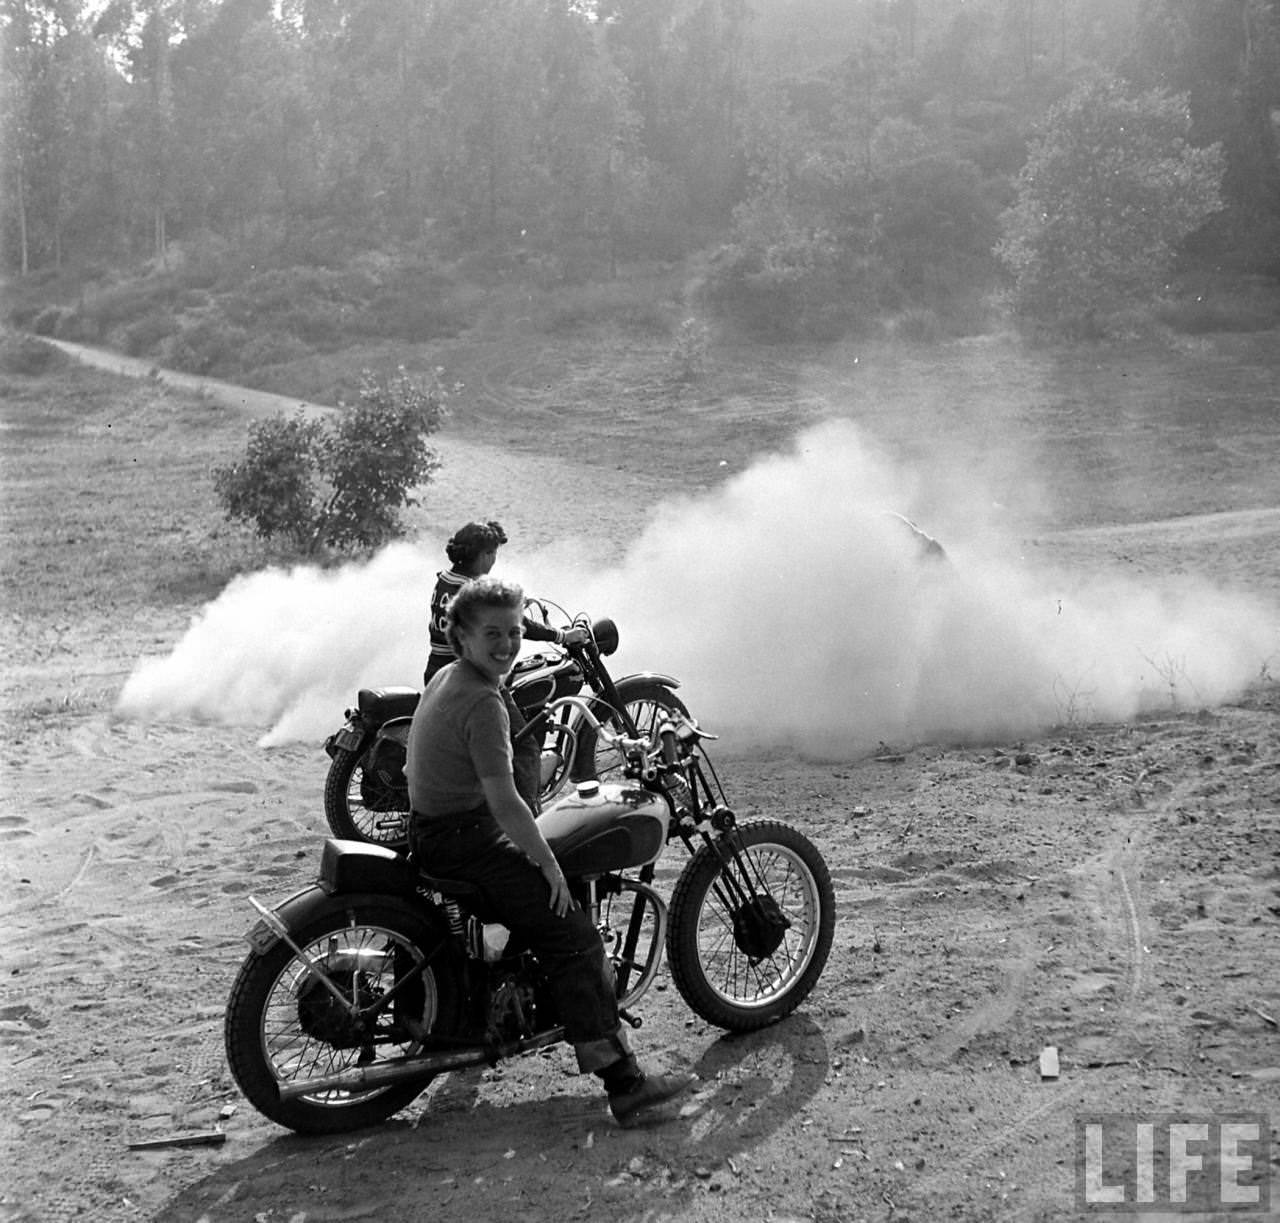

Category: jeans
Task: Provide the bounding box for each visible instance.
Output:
[410,813,631,1073]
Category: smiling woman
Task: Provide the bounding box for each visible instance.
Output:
[403,573,696,1126]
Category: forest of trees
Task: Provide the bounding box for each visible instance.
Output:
[3,0,1278,340]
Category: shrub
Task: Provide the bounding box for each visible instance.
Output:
[81,275,182,333]
[169,315,254,376]
[237,332,311,371]
[32,305,69,337]
[0,334,67,375]
[123,314,180,357]
[670,317,711,381]
[873,153,1001,302]
[702,195,875,341]
[212,367,446,555]
[213,413,323,550]
[884,307,944,343]
[359,289,466,342]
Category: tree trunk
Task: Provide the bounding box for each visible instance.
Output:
[154,204,166,267]
[17,163,29,276]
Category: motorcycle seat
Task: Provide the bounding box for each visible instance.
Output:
[415,870,484,900]
[357,686,420,720]
[414,868,503,922]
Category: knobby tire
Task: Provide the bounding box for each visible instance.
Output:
[666,820,835,1031]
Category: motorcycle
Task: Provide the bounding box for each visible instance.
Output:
[323,605,687,851]
[225,699,836,1135]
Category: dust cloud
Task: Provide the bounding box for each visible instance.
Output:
[117,419,1277,758]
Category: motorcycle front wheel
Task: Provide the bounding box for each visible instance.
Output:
[579,679,691,787]
[323,746,410,851]
[224,903,461,1134]
[667,820,835,1031]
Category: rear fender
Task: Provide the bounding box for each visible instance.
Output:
[245,879,436,957]
[373,717,412,750]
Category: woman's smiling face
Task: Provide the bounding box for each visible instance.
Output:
[456,603,524,682]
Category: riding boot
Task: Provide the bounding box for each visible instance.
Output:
[597,1055,696,1128]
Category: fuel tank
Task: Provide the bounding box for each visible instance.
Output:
[538,782,668,877]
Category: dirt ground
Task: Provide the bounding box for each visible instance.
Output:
[2,347,1279,1223]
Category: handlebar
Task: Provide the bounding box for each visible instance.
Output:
[540,695,653,757]
[529,695,712,782]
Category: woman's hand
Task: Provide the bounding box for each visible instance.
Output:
[480,772,574,917]
[561,626,589,648]
[541,860,573,917]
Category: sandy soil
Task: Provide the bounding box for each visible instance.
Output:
[2,348,1278,1223]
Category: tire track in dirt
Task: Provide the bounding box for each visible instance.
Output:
[906,758,1201,1203]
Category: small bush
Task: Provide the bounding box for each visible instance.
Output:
[213,367,446,554]
[169,315,254,376]
[670,317,711,381]
[277,301,349,348]
[359,289,466,342]
[884,307,944,343]
[0,334,67,375]
[82,275,182,332]
[213,413,323,549]
[32,305,69,337]
[123,313,180,357]
[238,332,311,371]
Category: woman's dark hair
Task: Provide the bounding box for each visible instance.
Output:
[446,520,508,568]
[445,576,524,653]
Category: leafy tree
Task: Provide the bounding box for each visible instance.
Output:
[997,76,1224,326]
[1,2,111,271]
[1126,0,1280,262]
[213,368,444,555]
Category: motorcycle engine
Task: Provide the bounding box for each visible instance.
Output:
[486,970,538,1043]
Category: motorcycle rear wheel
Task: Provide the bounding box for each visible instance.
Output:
[323,746,410,851]
[667,820,834,1031]
[224,903,461,1134]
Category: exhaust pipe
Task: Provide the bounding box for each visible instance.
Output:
[277,1027,565,1101]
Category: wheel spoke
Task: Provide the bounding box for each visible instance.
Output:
[693,842,823,1008]
[257,924,433,1106]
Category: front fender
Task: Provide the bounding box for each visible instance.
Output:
[615,671,681,691]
